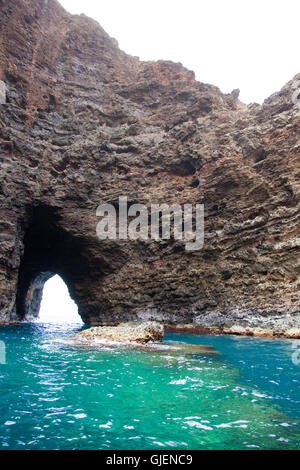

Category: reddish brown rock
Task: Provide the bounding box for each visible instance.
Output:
[0,0,299,337]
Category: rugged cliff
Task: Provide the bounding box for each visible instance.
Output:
[0,0,299,336]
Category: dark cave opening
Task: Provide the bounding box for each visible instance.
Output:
[16,205,85,321]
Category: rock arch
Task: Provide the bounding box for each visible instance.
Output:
[0,0,299,334]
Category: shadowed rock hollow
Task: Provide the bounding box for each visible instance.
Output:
[0,0,299,335]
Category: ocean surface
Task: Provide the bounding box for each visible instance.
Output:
[0,322,299,450]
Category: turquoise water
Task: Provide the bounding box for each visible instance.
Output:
[0,322,299,450]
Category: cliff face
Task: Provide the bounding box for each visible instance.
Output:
[0,0,299,335]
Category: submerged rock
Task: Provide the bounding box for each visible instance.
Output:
[67,322,219,357]
[73,321,164,345]
[149,341,219,357]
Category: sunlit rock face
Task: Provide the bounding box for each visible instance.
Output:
[73,321,164,345]
[0,0,299,334]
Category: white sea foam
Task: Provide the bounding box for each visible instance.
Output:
[185,421,213,431]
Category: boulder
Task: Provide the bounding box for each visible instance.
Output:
[74,321,164,345]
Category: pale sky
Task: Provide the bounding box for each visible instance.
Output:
[38,275,82,323]
[58,0,300,104]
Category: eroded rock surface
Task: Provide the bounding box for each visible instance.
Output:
[73,321,164,345]
[0,0,299,336]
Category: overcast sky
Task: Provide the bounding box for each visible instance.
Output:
[58,0,300,104]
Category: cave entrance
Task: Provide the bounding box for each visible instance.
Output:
[38,274,82,323]
[15,204,88,323]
